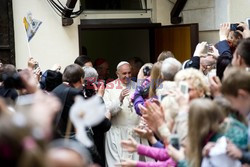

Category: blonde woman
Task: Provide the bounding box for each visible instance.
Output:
[176,99,247,167]
[148,62,162,98]
[174,68,210,101]
[141,68,210,145]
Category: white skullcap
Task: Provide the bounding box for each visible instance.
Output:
[116,61,129,70]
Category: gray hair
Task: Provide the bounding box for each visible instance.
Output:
[161,57,182,81]
[82,66,98,81]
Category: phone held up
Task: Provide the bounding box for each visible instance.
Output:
[230,23,244,32]
[170,134,180,150]
[179,81,189,96]
[246,18,250,30]
[205,43,213,54]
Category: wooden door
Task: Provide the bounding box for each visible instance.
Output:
[0,0,15,65]
[153,24,198,63]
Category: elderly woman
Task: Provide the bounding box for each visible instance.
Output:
[138,68,210,147]
[174,68,210,101]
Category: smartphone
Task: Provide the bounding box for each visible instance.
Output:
[34,63,42,75]
[179,81,189,95]
[205,44,213,54]
[230,23,244,32]
[170,134,180,150]
[246,18,250,30]
[34,63,39,69]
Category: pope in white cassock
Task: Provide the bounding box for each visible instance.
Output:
[103,61,141,166]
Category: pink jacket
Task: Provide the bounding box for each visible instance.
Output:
[136,144,176,167]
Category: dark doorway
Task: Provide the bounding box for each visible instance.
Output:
[78,23,198,77]
[0,0,15,65]
[79,23,160,78]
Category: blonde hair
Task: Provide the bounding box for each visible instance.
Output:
[157,51,175,62]
[174,68,210,95]
[161,95,179,129]
[149,62,162,98]
[187,99,223,167]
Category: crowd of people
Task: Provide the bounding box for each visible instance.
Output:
[0,22,250,167]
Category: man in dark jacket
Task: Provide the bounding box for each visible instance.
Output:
[82,66,111,167]
[52,64,84,137]
[53,64,111,166]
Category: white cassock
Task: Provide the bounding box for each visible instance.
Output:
[103,79,143,166]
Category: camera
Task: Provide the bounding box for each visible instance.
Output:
[83,80,99,98]
[230,23,244,32]
[143,66,151,77]
[137,83,150,98]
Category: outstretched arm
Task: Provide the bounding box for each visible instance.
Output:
[137,144,170,161]
[136,159,176,167]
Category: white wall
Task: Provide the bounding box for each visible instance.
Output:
[13,0,80,71]
[229,0,250,23]
[153,0,174,25]
[182,0,229,31]
[183,0,216,30]
[199,31,219,44]
[181,0,250,30]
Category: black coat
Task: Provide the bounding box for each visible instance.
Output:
[52,84,111,166]
[52,83,82,136]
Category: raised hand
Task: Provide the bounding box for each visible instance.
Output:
[226,140,242,159]
[142,100,165,133]
[50,64,61,71]
[207,45,220,59]
[121,137,138,153]
[134,126,153,139]
[27,57,37,69]
[193,42,208,57]
[209,76,222,97]
[119,88,130,102]
[202,142,215,157]
[92,81,105,97]
[219,23,230,41]
[134,126,158,145]
[237,22,250,39]
[33,66,41,82]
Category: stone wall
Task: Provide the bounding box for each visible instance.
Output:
[182,0,228,31]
